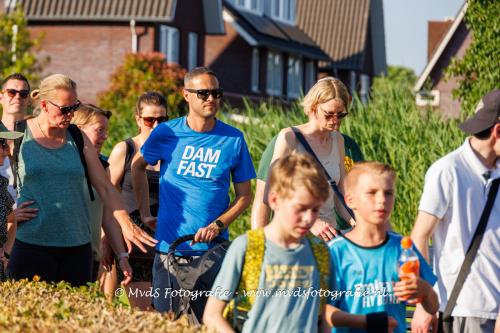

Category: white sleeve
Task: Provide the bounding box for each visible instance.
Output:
[418,162,453,219]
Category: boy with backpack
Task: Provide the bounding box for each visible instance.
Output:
[324,162,439,332]
[203,153,331,333]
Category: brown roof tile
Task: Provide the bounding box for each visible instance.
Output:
[8,0,175,22]
[296,0,371,69]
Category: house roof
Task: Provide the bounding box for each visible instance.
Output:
[223,2,328,60]
[6,0,177,22]
[414,2,468,92]
[296,0,371,70]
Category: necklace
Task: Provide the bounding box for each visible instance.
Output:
[36,117,65,146]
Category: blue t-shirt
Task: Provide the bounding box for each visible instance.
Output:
[328,232,437,333]
[141,116,256,252]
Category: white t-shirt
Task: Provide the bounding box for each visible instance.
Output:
[419,138,500,319]
[0,158,17,202]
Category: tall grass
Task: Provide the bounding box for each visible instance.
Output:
[220,84,465,237]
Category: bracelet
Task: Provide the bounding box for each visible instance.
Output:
[116,252,129,260]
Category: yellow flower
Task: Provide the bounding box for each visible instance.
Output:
[344,156,354,172]
[32,275,40,282]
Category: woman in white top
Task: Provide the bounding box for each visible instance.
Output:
[271,77,353,242]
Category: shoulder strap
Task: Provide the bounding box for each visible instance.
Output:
[119,138,135,189]
[291,127,355,223]
[239,228,265,309]
[442,178,500,322]
[12,120,27,189]
[306,233,330,314]
[67,124,95,201]
[335,132,347,179]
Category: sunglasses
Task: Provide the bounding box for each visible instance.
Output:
[3,88,30,99]
[319,106,348,120]
[185,88,223,101]
[47,100,81,115]
[141,116,168,128]
[0,139,8,149]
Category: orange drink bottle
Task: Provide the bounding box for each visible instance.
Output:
[398,236,421,302]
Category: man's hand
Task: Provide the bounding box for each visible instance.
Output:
[120,218,157,253]
[411,304,438,333]
[100,236,114,272]
[192,224,220,244]
[310,219,338,241]
[12,201,38,224]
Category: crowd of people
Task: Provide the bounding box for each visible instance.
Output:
[0,68,498,333]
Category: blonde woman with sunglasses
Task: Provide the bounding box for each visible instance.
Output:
[7,74,157,286]
[106,91,167,310]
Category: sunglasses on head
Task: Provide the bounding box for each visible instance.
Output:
[141,116,168,128]
[4,88,30,99]
[185,88,223,101]
[47,100,81,115]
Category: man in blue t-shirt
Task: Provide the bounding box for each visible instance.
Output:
[133,67,256,314]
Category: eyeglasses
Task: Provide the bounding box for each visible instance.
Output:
[141,116,168,128]
[319,105,348,120]
[47,100,81,115]
[3,89,30,99]
[185,88,223,101]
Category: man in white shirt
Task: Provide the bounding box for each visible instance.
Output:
[411,89,500,333]
[0,73,38,254]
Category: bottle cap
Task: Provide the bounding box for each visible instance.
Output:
[401,236,412,249]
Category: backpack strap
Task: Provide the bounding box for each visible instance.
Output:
[12,120,27,189]
[306,233,330,314]
[119,138,135,189]
[67,124,95,201]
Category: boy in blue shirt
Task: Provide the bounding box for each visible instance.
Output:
[204,153,331,333]
[324,162,438,333]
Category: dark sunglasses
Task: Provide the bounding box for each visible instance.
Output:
[4,88,30,99]
[0,139,8,149]
[185,88,223,101]
[141,116,168,128]
[47,100,81,114]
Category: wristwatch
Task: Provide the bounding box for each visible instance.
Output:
[213,219,226,231]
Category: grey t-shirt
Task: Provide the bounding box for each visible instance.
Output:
[212,234,321,333]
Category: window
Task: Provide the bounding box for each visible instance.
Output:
[251,48,260,93]
[266,51,283,96]
[287,56,302,99]
[360,74,370,104]
[188,32,198,70]
[233,0,263,13]
[305,61,316,92]
[271,0,296,24]
[159,25,179,64]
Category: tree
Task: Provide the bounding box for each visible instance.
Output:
[98,52,186,152]
[0,7,47,84]
[445,0,500,113]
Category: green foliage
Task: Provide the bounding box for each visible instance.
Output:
[0,279,207,332]
[222,71,464,237]
[446,0,500,113]
[372,65,416,94]
[0,7,47,85]
[98,52,187,154]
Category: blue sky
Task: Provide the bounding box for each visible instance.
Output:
[383,0,465,76]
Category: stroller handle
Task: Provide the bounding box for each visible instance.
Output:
[169,234,228,253]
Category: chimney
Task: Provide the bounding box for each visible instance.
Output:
[427,19,454,61]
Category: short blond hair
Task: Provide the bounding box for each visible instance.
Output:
[269,153,330,201]
[31,74,77,103]
[72,104,112,127]
[301,76,350,116]
[343,161,397,194]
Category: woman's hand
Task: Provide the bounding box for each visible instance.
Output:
[120,216,157,253]
[12,201,38,224]
[310,219,338,242]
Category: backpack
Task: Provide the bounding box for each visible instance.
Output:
[223,228,330,329]
[12,119,95,201]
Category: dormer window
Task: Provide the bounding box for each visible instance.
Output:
[271,0,296,24]
[233,0,263,14]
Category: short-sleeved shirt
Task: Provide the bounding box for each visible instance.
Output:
[418,138,500,319]
[256,133,364,181]
[211,234,322,333]
[328,232,437,333]
[141,116,256,252]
